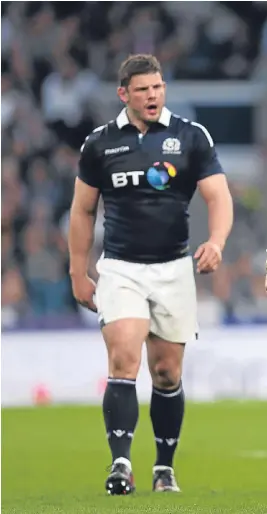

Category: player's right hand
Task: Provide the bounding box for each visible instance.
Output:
[70,274,97,312]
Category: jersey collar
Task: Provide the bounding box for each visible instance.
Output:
[116,106,172,129]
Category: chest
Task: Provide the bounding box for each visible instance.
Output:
[99,131,194,193]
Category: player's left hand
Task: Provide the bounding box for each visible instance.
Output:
[194,241,222,274]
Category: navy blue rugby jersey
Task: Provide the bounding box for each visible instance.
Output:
[78,107,223,264]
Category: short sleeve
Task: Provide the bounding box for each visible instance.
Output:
[78,134,102,188]
[191,122,224,181]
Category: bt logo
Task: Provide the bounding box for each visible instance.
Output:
[111,171,144,188]
[147,161,177,190]
[111,162,177,190]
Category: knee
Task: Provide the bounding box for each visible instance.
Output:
[151,361,182,389]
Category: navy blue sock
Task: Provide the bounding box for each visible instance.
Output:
[150,381,185,467]
[103,377,139,462]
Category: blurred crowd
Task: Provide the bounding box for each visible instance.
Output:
[1,1,267,329]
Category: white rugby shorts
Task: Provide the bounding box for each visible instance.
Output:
[95,255,198,343]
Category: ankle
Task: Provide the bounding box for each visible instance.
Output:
[153,465,173,472]
[113,457,132,471]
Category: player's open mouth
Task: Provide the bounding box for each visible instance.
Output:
[146,105,157,115]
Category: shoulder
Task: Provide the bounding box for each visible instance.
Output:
[189,121,214,148]
[80,121,115,155]
[172,115,214,149]
[171,114,213,145]
[171,113,214,150]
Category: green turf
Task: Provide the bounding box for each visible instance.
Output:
[2,402,267,513]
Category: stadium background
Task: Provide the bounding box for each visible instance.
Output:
[2,1,267,333]
[2,0,267,403]
[2,3,267,513]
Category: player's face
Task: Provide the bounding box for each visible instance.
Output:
[118,73,166,124]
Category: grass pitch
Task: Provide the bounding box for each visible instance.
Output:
[2,402,267,513]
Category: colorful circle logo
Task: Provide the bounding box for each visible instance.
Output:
[146,162,177,190]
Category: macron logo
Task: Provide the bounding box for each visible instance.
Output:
[105,146,130,155]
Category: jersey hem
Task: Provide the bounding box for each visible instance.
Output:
[103,246,190,264]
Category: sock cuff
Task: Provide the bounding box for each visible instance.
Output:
[107,377,136,386]
[152,381,183,398]
[113,457,132,471]
[153,465,174,473]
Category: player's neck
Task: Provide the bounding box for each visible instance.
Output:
[126,108,149,135]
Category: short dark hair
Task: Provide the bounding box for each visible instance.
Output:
[118,54,163,87]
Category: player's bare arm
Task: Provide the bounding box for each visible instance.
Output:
[68,177,100,311]
[195,174,233,273]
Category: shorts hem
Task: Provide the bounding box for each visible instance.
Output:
[99,314,150,327]
[149,328,198,343]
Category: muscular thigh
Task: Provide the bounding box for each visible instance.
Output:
[149,256,198,343]
[103,318,150,379]
[95,257,151,379]
[95,257,150,325]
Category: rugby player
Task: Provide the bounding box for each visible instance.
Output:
[68,54,233,495]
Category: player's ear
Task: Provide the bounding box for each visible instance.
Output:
[117,86,128,105]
